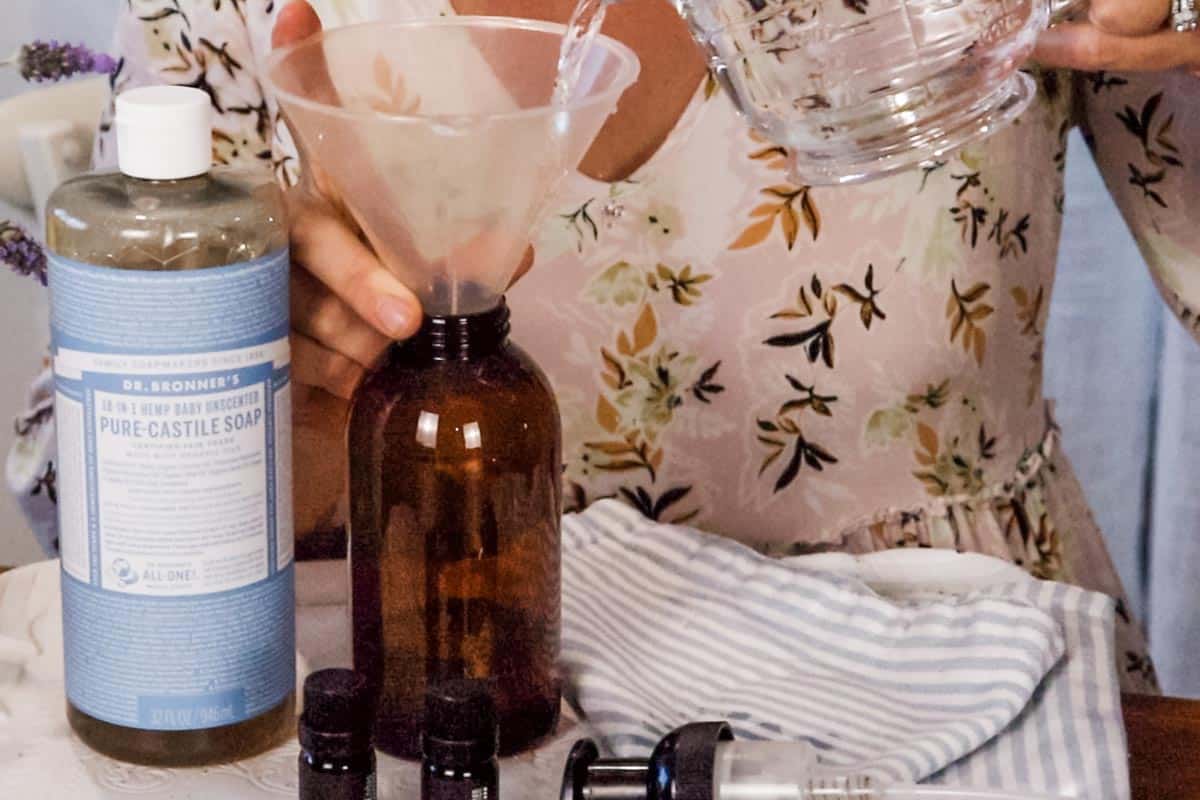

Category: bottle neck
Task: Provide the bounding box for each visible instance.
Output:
[123,172,210,186]
[398,300,511,363]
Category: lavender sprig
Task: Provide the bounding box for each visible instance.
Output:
[4,41,118,83]
[0,222,47,286]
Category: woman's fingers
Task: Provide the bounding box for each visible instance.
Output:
[290,331,366,400]
[291,265,391,368]
[275,3,417,349]
[1035,22,1200,71]
[509,246,536,287]
[1036,0,1198,71]
[274,0,420,389]
[271,2,340,107]
[1087,0,1171,36]
[290,201,422,341]
[272,1,323,49]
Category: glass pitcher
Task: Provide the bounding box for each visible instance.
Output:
[678,0,1087,184]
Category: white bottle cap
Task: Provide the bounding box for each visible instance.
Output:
[116,86,213,180]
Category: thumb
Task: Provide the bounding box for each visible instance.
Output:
[270,1,336,105]
[272,1,324,50]
[1086,0,1170,37]
[269,0,340,191]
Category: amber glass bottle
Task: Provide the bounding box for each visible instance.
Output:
[348,300,562,759]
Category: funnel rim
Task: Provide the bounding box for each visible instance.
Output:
[264,16,641,125]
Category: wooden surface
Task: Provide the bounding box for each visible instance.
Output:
[1125,693,1200,799]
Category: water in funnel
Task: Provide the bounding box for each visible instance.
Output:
[267,17,638,316]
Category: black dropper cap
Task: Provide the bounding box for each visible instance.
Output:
[421,679,499,768]
[299,669,374,761]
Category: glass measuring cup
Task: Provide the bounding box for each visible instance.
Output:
[680,0,1077,185]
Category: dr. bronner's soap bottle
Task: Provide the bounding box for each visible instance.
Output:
[45,86,294,765]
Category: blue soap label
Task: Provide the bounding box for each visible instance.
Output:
[49,250,295,731]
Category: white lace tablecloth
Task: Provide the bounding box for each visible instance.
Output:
[0,559,582,798]
[0,551,1054,797]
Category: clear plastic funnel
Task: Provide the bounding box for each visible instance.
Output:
[267,17,638,316]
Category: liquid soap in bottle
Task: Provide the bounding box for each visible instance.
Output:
[45,86,294,765]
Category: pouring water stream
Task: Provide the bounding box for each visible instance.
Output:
[553,0,615,105]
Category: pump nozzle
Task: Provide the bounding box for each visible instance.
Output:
[562,721,733,800]
[561,723,1073,800]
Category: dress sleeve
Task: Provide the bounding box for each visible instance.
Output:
[93,0,281,177]
[1077,70,1200,337]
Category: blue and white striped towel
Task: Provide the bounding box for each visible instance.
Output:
[931,581,1128,799]
[561,501,1128,800]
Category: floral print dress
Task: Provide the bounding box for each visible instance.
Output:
[11,0,1199,692]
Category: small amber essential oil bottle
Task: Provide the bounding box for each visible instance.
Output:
[421,680,500,800]
[299,669,378,800]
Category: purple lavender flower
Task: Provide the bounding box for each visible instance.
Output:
[7,40,118,83]
[0,222,47,286]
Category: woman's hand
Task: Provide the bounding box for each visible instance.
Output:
[273,1,538,537]
[273,1,423,401]
[274,1,426,539]
[1035,0,1200,72]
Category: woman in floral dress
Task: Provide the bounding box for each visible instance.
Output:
[10,0,1200,692]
